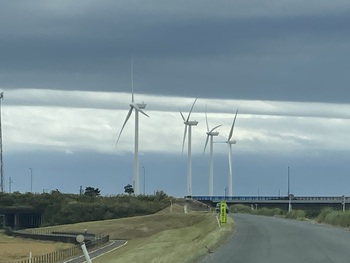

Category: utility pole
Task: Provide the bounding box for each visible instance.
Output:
[287,166,290,196]
[288,166,292,212]
[0,92,4,193]
[29,168,33,193]
[8,177,12,193]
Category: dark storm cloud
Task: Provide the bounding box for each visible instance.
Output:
[1,1,350,102]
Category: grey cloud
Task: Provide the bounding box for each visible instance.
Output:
[1,1,350,103]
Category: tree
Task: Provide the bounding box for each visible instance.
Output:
[154,190,168,201]
[84,186,101,197]
[124,184,134,195]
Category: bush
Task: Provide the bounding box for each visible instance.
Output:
[1,191,171,227]
[317,207,334,223]
[324,210,350,227]
[231,204,252,214]
[255,207,283,217]
[285,210,306,220]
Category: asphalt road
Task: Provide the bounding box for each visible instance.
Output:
[200,213,350,263]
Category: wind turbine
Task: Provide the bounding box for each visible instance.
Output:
[225,109,238,197]
[203,106,222,197]
[116,59,149,195]
[180,98,198,197]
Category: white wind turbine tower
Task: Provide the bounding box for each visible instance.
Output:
[225,109,238,196]
[116,59,149,195]
[180,98,198,197]
[203,106,222,196]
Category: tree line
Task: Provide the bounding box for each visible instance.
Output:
[0,189,171,226]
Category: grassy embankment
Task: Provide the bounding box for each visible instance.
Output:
[231,204,350,228]
[37,203,233,263]
[0,233,71,263]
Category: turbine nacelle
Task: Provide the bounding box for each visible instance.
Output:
[137,102,147,109]
[185,120,198,126]
[207,131,219,136]
[180,98,199,155]
[130,102,147,109]
[227,140,237,145]
[129,103,149,118]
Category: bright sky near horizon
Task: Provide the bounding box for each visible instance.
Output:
[1,1,350,197]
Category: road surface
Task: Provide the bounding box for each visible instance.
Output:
[63,240,126,263]
[200,213,350,263]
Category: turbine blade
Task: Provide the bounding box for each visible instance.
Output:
[115,107,134,148]
[133,104,149,117]
[186,98,198,122]
[228,109,239,141]
[205,104,209,132]
[179,109,186,122]
[182,125,188,154]
[203,135,210,155]
[131,57,134,103]
[209,124,222,134]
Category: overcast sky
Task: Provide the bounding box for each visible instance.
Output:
[1,1,350,197]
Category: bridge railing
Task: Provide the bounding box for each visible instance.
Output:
[189,195,350,202]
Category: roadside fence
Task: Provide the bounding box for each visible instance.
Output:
[13,231,109,263]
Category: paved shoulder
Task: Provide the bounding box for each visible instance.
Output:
[64,240,127,263]
[200,214,350,263]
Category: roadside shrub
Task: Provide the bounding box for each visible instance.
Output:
[324,210,350,227]
[304,209,321,219]
[255,207,283,217]
[285,210,306,220]
[231,204,252,214]
[317,207,334,223]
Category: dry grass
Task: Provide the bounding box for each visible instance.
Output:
[0,232,72,263]
[0,203,234,263]
[90,204,234,263]
[41,203,203,240]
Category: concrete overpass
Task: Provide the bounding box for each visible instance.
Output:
[189,195,349,211]
[0,207,41,229]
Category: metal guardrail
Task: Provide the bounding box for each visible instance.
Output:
[12,231,109,263]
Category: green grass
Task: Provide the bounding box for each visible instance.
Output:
[316,207,334,223]
[230,204,283,217]
[255,207,283,217]
[35,203,234,263]
[92,212,233,263]
[322,210,350,227]
[233,204,350,229]
[230,204,253,214]
[285,210,306,220]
